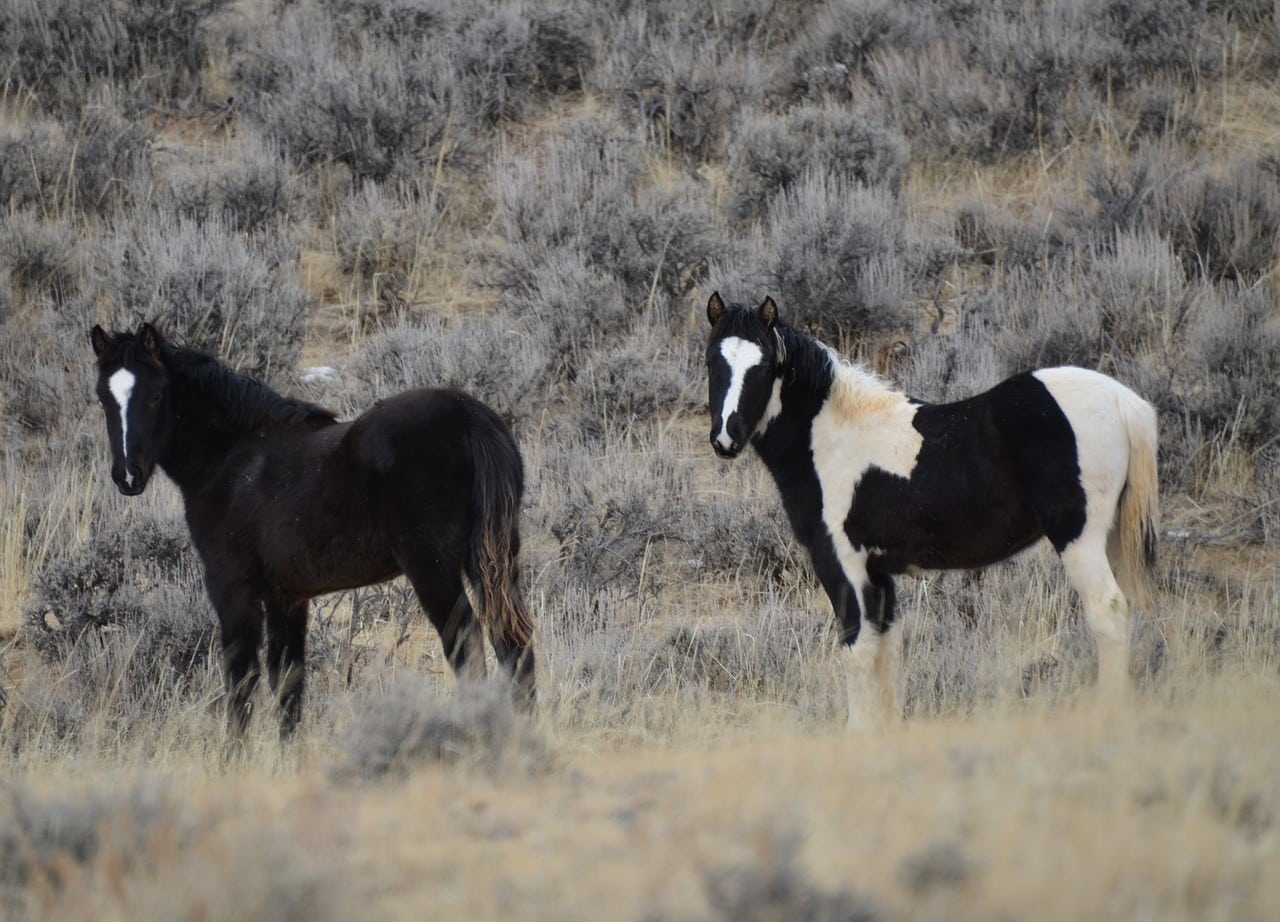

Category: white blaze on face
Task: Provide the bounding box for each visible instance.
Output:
[716,337,764,450]
[107,368,136,486]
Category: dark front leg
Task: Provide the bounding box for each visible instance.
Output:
[209,579,265,738]
[807,533,863,644]
[862,571,897,633]
[265,597,308,738]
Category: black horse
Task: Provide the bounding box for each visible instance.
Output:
[91,323,534,737]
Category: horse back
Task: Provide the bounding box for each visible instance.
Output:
[347,388,502,478]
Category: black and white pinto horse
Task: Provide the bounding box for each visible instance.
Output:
[91,323,535,737]
[705,294,1159,727]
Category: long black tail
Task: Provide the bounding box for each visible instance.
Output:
[465,405,535,699]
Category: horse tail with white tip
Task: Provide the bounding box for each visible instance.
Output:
[466,409,536,708]
[1109,390,1159,612]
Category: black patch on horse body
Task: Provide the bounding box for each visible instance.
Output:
[850,373,1087,575]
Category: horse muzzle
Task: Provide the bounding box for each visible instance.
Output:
[113,464,151,496]
[710,432,743,459]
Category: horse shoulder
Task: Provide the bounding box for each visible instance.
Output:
[811,394,923,487]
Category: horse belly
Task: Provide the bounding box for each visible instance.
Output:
[260,495,400,597]
[850,469,1042,574]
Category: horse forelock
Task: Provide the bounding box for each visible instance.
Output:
[96,335,164,377]
[709,303,772,350]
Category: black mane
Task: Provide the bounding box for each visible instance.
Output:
[163,342,337,432]
[775,322,837,396]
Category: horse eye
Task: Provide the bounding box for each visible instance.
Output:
[148,397,161,409]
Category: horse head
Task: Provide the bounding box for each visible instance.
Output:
[90,322,174,496]
[705,292,786,458]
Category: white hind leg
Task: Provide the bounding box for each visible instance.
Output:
[1059,526,1130,695]
[841,623,901,731]
[1034,367,1143,696]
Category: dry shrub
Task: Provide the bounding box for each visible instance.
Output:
[503,250,632,371]
[1176,285,1280,452]
[567,318,697,437]
[0,0,231,115]
[0,212,79,307]
[235,9,465,184]
[955,200,1075,271]
[0,778,176,904]
[339,679,550,780]
[0,100,150,217]
[704,831,879,922]
[327,178,452,321]
[0,779,347,920]
[1086,229,1188,356]
[781,0,938,99]
[449,3,594,123]
[332,312,549,422]
[21,506,216,716]
[94,215,311,386]
[1087,146,1280,284]
[725,102,909,221]
[593,15,764,163]
[159,133,299,234]
[658,611,833,699]
[898,840,973,896]
[488,113,719,304]
[728,174,923,340]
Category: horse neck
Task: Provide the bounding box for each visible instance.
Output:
[154,348,273,491]
[153,381,229,494]
[752,328,900,467]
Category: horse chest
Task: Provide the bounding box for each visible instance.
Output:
[808,400,922,543]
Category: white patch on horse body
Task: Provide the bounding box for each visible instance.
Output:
[810,358,923,596]
[1032,367,1132,525]
[1034,366,1161,694]
[716,337,764,450]
[107,368,137,487]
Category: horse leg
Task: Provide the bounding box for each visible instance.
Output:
[842,574,901,730]
[265,597,308,738]
[400,554,487,685]
[1059,527,1131,697]
[208,579,264,737]
[863,573,902,721]
[808,533,861,643]
[810,534,898,730]
[491,633,536,713]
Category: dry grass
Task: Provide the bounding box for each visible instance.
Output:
[9,672,1279,921]
[2,430,1277,918]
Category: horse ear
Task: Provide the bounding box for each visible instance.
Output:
[90,325,112,357]
[707,291,725,325]
[758,296,778,329]
[137,322,161,356]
